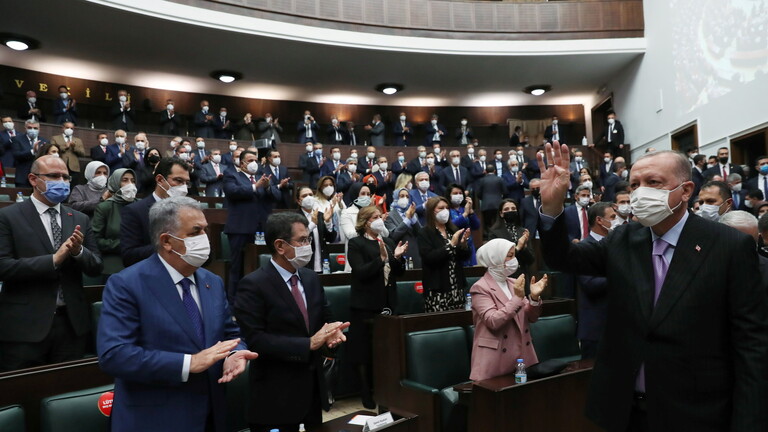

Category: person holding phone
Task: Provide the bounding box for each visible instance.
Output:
[418,196,471,312]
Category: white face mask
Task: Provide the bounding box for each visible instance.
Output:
[630,184,683,227]
[229,144,237,152]
[212,155,222,164]
[306,145,313,152]
[418,180,430,191]
[511,166,519,173]
[120,183,137,201]
[331,119,338,125]
[220,111,227,117]
[732,183,742,193]
[582,181,593,190]
[617,203,631,215]
[436,209,450,224]
[322,185,335,197]
[234,158,240,166]
[169,233,210,268]
[468,148,475,155]
[480,155,487,162]
[170,141,178,148]
[621,170,629,179]
[271,157,281,167]
[301,196,316,210]
[90,175,107,190]
[503,257,519,277]
[452,157,461,166]
[461,120,467,126]
[608,118,616,125]
[578,197,591,207]
[246,161,260,174]
[348,164,357,174]
[552,120,558,125]
[746,200,754,209]
[699,203,724,221]
[419,151,427,158]
[495,154,503,161]
[286,243,313,269]
[196,141,205,149]
[426,158,435,165]
[184,145,192,152]
[64,128,74,137]
[167,104,174,111]
[100,138,109,147]
[609,217,622,230]
[162,177,188,198]
[431,120,438,125]
[400,116,406,121]
[370,218,386,234]
[28,97,36,104]
[379,162,388,171]
[434,147,441,155]
[115,137,126,145]
[517,150,524,156]
[119,95,127,103]
[367,152,376,159]
[397,197,410,209]
[451,194,464,205]
[574,156,582,163]
[135,142,146,151]
[332,152,341,161]
[350,153,358,159]
[604,157,612,163]
[179,153,190,161]
[2,122,13,130]
[60,92,69,100]
[202,106,209,113]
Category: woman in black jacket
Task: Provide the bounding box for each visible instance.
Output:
[488,199,535,288]
[348,205,408,408]
[417,196,471,312]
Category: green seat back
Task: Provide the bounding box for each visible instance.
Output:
[215,202,224,209]
[82,273,105,286]
[405,327,470,390]
[226,362,250,432]
[258,254,271,269]
[0,194,10,202]
[220,232,231,261]
[324,285,351,323]
[91,302,103,340]
[465,276,481,291]
[0,404,25,432]
[529,314,582,363]
[328,253,345,273]
[395,281,424,315]
[464,325,475,349]
[40,385,114,432]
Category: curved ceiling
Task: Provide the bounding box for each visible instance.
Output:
[1,0,645,106]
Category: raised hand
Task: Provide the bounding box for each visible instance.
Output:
[538,141,571,216]
[513,274,526,299]
[394,241,408,259]
[190,339,241,373]
[529,274,548,301]
[406,202,416,219]
[219,350,258,383]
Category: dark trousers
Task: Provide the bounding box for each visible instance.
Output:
[249,380,323,432]
[579,339,599,360]
[227,233,255,304]
[626,395,648,432]
[481,209,497,239]
[0,308,87,372]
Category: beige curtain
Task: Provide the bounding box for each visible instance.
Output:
[507,118,551,147]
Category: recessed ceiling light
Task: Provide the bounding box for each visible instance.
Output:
[375,83,404,95]
[210,70,243,83]
[523,85,552,96]
[0,34,40,51]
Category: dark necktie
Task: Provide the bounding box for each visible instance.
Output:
[580,207,589,239]
[179,278,205,344]
[454,168,460,184]
[289,275,309,331]
[48,208,64,306]
[763,176,768,196]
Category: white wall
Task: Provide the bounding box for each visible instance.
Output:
[594,0,768,160]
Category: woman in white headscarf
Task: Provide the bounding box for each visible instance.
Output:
[67,161,110,216]
[469,238,548,381]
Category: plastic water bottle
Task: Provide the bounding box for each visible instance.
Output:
[464,293,472,311]
[15,192,23,203]
[322,259,331,274]
[0,177,6,188]
[407,256,414,270]
[582,136,588,146]
[299,424,306,432]
[256,232,265,245]
[515,359,527,384]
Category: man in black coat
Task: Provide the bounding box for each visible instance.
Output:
[110,90,136,131]
[234,212,349,432]
[597,111,625,156]
[702,146,745,180]
[538,143,768,432]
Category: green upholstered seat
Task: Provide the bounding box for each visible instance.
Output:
[395,281,425,315]
[258,254,271,270]
[465,276,481,291]
[328,253,345,273]
[220,232,231,261]
[0,194,11,202]
[529,314,582,364]
[0,404,25,432]
[40,385,115,432]
[91,302,103,339]
[226,362,250,432]
[324,285,351,324]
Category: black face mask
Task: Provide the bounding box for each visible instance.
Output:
[502,211,519,224]
[718,156,729,165]
[531,189,540,198]
[148,155,161,165]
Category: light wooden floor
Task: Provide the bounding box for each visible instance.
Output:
[322,397,369,421]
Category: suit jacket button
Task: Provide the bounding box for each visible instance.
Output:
[525,329,529,333]
[502,348,507,353]
[526,341,530,345]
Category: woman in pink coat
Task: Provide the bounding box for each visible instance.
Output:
[470,238,548,381]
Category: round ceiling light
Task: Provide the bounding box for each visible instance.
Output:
[375,83,404,95]
[0,34,40,51]
[210,70,243,83]
[524,85,552,96]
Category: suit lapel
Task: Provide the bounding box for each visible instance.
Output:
[146,255,205,349]
[266,262,310,335]
[302,269,321,333]
[60,205,75,241]
[20,200,55,253]
[649,216,713,329]
[195,269,216,346]
[628,225,654,322]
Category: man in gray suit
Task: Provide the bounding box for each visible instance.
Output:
[365,114,385,147]
[258,113,282,147]
[0,156,103,371]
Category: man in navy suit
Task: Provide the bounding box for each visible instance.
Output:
[372,155,396,206]
[393,112,413,146]
[701,147,745,184]
[436,150,469,196]
[194,100,215,139]
[259,149,293,210]
[297,111,319,144]
[410,172,438,226]
[320,147,345,179]
[544,115,564,143]
[234,212,349,432]
[327,117,347,146]
[213,107,233,139]
[120,158,191,267]
[18,90,46,122]
[602,162,626,203]
[392,151,406,177]
[406,146,430,176]
[298,143,323,186]
[99,196,257,432]
[52,85,77,125]
[0,116,18,168]
[12,120,48,187]
[576,202,615,359]
[519,179,541,237]
[565,185,592,242]
[596,111,625,156]
[424,114,447,146]
[89,133,110,164]
[502,158,529,204]
[105,130,137,172]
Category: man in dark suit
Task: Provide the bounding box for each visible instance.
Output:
[436,150,470,196]
[258,113,283,146]
[538,144,768,432]
[89,133,110,164]
[337,159,362,201]
[234,212,349,432]
[327,117,347,146]
[727,174,749,211]
[702,147,745,181]
[570,149,590,182]
[12,119,48,187]
[565,185,592,242]
[470,148,489,181]
[297,111,319,144]
[544,115,564,143]
[509,126,524,147]
[392,151,406,177]
[501,159,529,204]
[372,155,396,206]
[519,179,541,237]
[18,90,46,122]
[320,147,345,179]
[474,165,508,236]
[213,107,233,139]
[365,114,386,147]
[744,155,768,197]
[0,156,103,371]
[596,111,625,156]
[110,89,135,131]
[199,149,226,197]
[105,130,136,172]
[460,144,477,171]
[259,149,293,210]
[298,143,323,186]
[98,196,256,432]
[424,114,447,146]
[52,85,77,125]
[602,162,626,203]
[345,122,360,146]
[406,146,429,176]
[159,99,181,135]
[393,112,413,147]
[576,202,615,359]
[194,100,215,139]
[409,172,438,226]
[691,154,706,204]
[120,158,191,267]
[0,116,19,168]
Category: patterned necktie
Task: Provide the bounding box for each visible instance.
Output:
[289,275,309,331]
[652,238,671,304]
[46,208,62,249]
[179,278,205,344]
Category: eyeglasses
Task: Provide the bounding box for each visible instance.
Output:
[288,237,312,246]
[34,173,71,182]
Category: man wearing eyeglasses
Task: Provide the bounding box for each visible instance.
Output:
[0,155,103,371]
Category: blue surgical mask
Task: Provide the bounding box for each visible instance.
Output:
[314,149,323,157]
[355,195,371,208]
[38,180,70,204]
[760,165,768,175]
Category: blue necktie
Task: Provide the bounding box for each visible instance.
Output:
[179,278,205,345]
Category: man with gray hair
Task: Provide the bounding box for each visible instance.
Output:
[11,119,47,187]
[720,210,768,290]
[726,173,747,210]
[98,196,256,432]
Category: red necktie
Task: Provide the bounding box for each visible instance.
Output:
[722,165,727,178]
[581,207,589,239]
[289,275,309,331]
[249,175,256,184]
